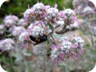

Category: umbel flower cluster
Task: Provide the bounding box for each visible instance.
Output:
[0,2,85,63]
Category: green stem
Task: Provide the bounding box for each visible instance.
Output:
[9,54,14,72]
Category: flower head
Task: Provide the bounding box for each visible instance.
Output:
[50,36,84,63]
[0,38,15,51]
[27,21,47,37]
[18,18,28,27]
[4,15,19,27]
[72,36,84,48]
[19,31,30,42]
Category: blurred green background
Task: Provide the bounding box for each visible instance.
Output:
[0,0,73,23]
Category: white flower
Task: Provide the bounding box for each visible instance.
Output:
[47,7,59,18]
[47,28,52,34]
[61,41,72,50]
[19,31,29,42]
[11,26,25,36]
[66,21,79,29]
[24,8,33,18]
[27,21,46,37]
[32,3,44,10]
[60,36,69,42]
[82,6,94,14]
[31,26,44,37]
[44,5,50,11]
[32,3,44,14]
[18,18,28,26]
[51,54,58,59]
[56,20,64,25]
[70,21,79,28]
[0,38,15,51]
[4,19,13,27]
[51,48,58,54]
[51,48,58,59]
[4,15,18,21]
[28,23,34,29]
[64,9,75,16]
[47,7,58,14]
[72,36,84,48]
[4,15,19,27]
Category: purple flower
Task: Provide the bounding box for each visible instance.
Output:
[4,15,19,27]
[11,26,26,36]
[0,38,15,51]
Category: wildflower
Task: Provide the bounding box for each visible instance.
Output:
[50,36,84,63]
[66,21,79,29]
[24,8,33,18]
[19,31,30,42]
[64,9,75,16]
[51,45,60,59]
[82,6,94,17]
[18,18,28,27]
[0,38,15,51]
[61,40,72,51]
[58,11,65,19]
[11,26,25,36]
[72,36,84,48]
[73,0,80,8]
[30,25,44,37]
[32,2,44,14]
[4,15,19,27]
[64,9,76,25]
[47,7,58,19]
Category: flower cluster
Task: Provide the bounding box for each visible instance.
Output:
[24,3,48,22]
[0,38,15,51]
[23,3,79,36]
[0,15,28,37]
[27,21,45,37]
[18,18,28,27]
[23,3,59,27]
[25,3,78,25]
[0,15,30,52]
[58,9,77,25]
[11,26,26,36]
[72,0,95,18]
[19,31,30,42]
[4,15,19,27]
[0,3,85,65]
[51,36,84,63]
